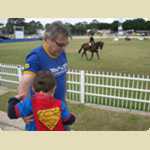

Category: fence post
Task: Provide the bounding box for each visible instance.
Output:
[80,70,85,104]
[17,65,22,82]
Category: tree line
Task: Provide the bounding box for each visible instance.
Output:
[0,18,150,36]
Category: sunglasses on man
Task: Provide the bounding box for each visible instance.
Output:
[54,40,68,48]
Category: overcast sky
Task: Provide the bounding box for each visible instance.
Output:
[0,18,129,25]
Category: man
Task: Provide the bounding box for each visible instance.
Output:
[16,21,70,130]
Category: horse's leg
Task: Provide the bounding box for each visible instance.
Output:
[96,52,100,60]
[85,52,89,60]
[81,50,85,58]
[78,46,83,53]
[81,52,84,58]
[101,43,104,50]
[89,52,94,60]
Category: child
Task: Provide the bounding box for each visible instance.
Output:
[8,71,75,131]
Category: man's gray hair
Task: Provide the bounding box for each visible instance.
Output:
[44,21,69,40]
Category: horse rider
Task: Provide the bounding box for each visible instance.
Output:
[89,36,95,47]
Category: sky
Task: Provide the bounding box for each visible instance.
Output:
[25,18,120,24]
[0,18,129,25]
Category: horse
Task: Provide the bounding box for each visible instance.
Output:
[78,41,104,60]
[125,36,131,41]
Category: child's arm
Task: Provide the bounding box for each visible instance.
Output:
[61,101,76,125]
[63,113,76,125]
[8,97,20,119]
[7,96,33,119]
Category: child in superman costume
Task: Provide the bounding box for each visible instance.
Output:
[8,71,75,131]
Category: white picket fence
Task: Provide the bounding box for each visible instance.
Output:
[0,63,22,84]
[0,63,150,112]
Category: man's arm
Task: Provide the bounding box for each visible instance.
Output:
[16,73,36,98]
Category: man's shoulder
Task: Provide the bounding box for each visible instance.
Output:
[26,46,43,59]
[59,51,67,59]
[61,51,66,55]
[31,46,44,54]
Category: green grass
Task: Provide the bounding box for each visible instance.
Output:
[0,38,150,75]
[0,38,150,130]
[70,103,150,131]
[1,91,150,131]
[68,38,150,75]
[0,41,42,64]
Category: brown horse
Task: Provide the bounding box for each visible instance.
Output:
[78,41,104,60]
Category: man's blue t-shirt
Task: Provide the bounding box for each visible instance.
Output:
[24,45,68,102]
[22,46,68,130]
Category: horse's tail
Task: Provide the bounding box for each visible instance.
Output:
[78,46,83,53]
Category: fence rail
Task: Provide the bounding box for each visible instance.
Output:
[0,63,150,112]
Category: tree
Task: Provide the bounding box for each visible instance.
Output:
[5,18,25,34]
[110,21,119,32]
[88,19,99,29]
[7,18,25,25]
[122,20,134,30]
[145,21,150,30]
[123,18,147,30]
[0,23,4,27]
[24,20,44,35]
[98,23,111,30]
[63,23,73,36]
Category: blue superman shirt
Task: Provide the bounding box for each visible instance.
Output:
[21,45,68,130]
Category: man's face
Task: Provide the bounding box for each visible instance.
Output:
[46,34,69,57]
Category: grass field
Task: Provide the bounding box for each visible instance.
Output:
[0,38,150,75]
[1,91,150,131]
[0,37,150,130]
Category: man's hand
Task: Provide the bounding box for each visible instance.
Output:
[15,95,24,100]
[23,115,34,124]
